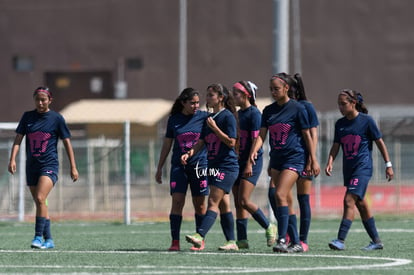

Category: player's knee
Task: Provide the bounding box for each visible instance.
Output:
[194,203,206,214]
[343,196,356,209]
[34,195,47,206]
[239,197,250,209]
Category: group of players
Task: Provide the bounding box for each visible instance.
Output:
[155,73,394,253]
[8,74,393,252]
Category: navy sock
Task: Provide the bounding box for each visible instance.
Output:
[220,212,235,241]
[43,219,52,240]
[363,217,381,243]
[198,210,217,238]
[337,219,352,241]
[252,208,270,229]
[169,214,182,241]
[276,206,289,240]
[297,194,311,243]
[35,216,46,237]
[236,218,248,241]
[195,213,204,233]
[287,214,300,244]
[268,187,278,221]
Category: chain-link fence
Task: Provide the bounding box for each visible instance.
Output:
[1,108,413,222]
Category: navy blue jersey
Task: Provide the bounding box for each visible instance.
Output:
[334,113,382,178]
[201,109,238,169]
[298,100,319,159]
[16,110,71,169]
[298,100,319,129]
[261,100,310,161]
[165,110,208,166]
[238,105,263,162]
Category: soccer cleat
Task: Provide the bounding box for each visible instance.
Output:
[31,236,43,249]
[362,241,384,251]
[236,239,249,249]
[168,240,180,251]
[218,240,239,251]
[185,233,204,248]
[273,238,289,253]
[41,239,55,249]
[285,233,291,246]
[265,223,277,247]
[300,241,309,252]
[329,239,345,251]
[190,240,205,251]
[288,243,304,253]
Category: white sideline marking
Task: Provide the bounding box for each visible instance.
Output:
[0,250,411,273]
[2,228,414,236]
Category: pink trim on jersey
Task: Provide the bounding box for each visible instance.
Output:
[251,130,259,139]
[233,82,250,98]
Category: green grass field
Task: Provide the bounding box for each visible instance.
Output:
[0,217,413,274]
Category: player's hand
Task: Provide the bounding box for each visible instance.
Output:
[71,168,79,182]
[243,162,253,178]
[206,117,217,130]
[8,161,16,175]
[249,152,258,165]
[181,153,189,165]
[155,169,162,184]
[325,163,333,176]
[386,167,394,182]
[311,161,320,177]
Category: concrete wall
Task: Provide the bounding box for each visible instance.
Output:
[1,0,413,122]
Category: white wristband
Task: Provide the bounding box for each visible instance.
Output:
[385,161,392,168]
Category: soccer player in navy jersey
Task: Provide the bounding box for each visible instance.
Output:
[284,73,319,252]
[155,88,209,251]
[8,87,79,249]
[326,90,394,251]
[231,81,277,249]
[250,74,320,253]
[182,84,239,251]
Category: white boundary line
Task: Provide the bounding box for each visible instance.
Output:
[0,250,411,273]
[2,228,414,236]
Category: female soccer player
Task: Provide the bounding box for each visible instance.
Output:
[155,87,209,251]
[250,73,320,253]
[326,89,394,251]
[285,73,319,252]
[231,80,277,249]
[182,83,239,251]
[8,86,79,249]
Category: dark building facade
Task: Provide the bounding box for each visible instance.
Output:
[1,0,413,121]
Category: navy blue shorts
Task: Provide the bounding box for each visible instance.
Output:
[344,175,370,200]
[299,170,315,180]
[26,168,58,186]
[207,166,238,194]
[170,164,209,197]
[234,157,263,186]
[299,152,314,180]
[269,152,305,175]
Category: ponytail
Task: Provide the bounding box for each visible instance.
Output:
[271,73,296,98]
[340,89,368,114]
[234,81,258,107]
[293,73,307,101]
